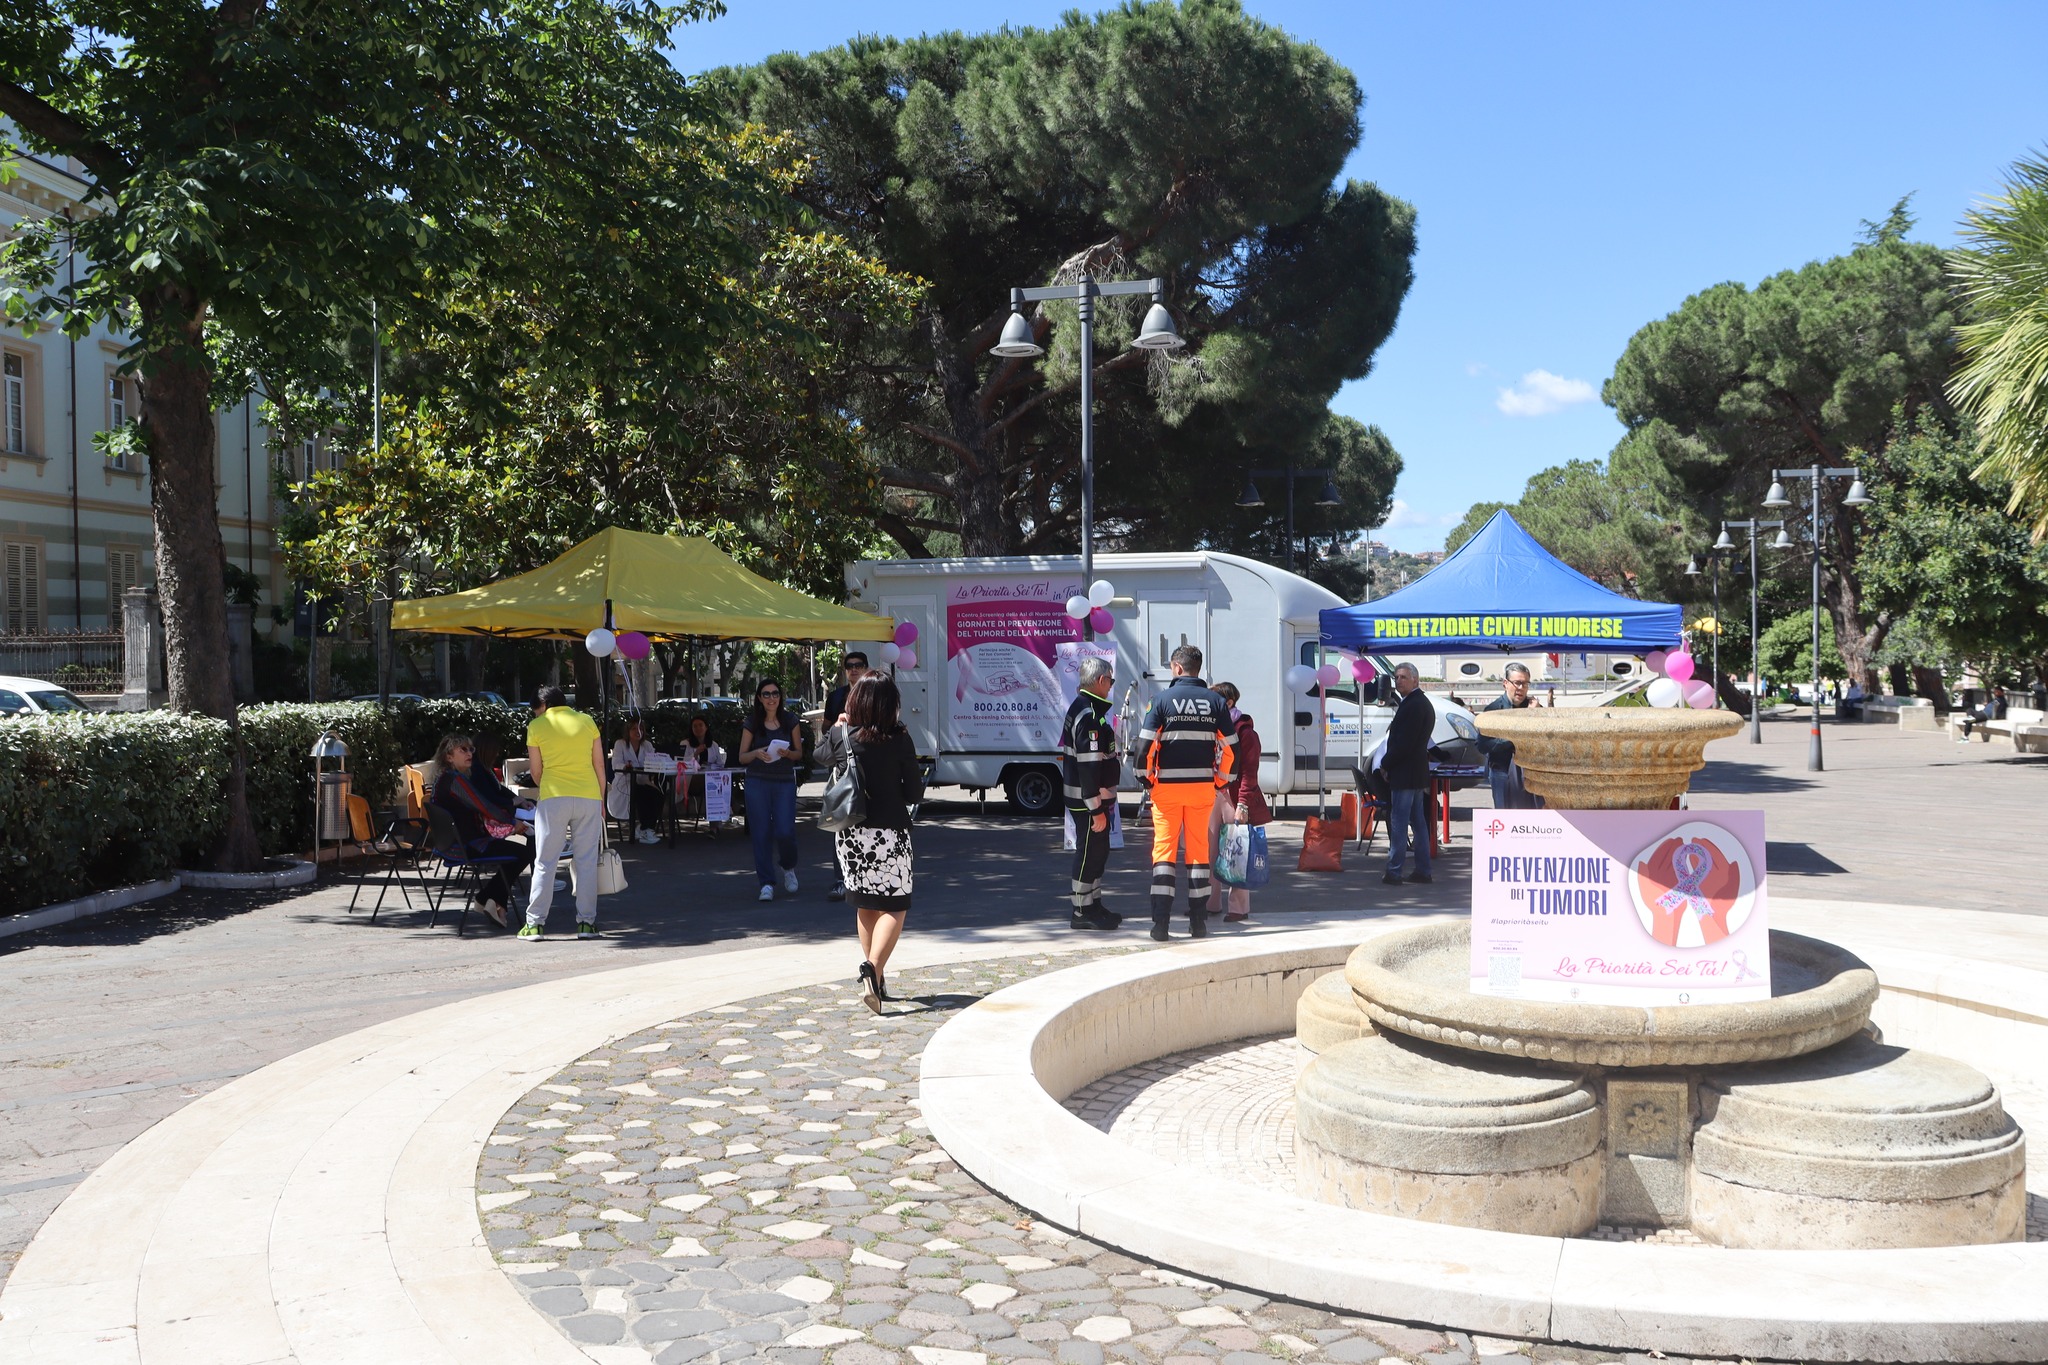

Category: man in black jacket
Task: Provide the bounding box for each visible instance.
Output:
[1133,645,1235,941]
[1381,662,1434,885]
[1060,656,1123,931]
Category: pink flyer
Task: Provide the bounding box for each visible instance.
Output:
[1470,809,1771,1005]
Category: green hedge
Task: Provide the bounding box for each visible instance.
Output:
[0,712,229,915]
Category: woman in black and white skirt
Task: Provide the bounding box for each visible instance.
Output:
[821,674,925,1013]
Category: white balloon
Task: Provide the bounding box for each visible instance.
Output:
[1065,594,1092,620]
[1087,579,1115,608]
[584,628,616,658]
[1284,664,1318,694]
[879,642,901,664]
[1645,677,1684,708]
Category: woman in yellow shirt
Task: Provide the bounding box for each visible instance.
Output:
[520,685,606,939]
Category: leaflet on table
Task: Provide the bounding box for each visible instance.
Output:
[1470,809,1771,1005]
[702,771,732,823]
[945,577,1114,749]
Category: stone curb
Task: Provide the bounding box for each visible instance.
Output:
[919,905,2048,1363]
[0,876,181,942]
[173,858,317,890]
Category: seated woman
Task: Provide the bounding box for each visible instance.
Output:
[470,734,530,811]
[610,717,668,844]
[430,733,536,930]
[679,713,727,824]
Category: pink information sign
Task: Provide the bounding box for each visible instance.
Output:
[1471,809,1771,1005]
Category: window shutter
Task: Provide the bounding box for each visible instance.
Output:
[4,541,43,634]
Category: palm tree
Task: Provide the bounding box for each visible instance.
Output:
[1949,153,2048,537]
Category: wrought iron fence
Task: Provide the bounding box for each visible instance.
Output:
[0,629,126,693]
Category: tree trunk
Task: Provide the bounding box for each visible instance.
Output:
[1912,665,1949,713]
[1820,524,1885,696]
[138,289,262,872]
[1886,662,1911,699]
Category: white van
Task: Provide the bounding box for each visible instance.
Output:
[842,553,1478,814]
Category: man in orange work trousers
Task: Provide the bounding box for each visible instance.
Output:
[1132,644,1236,941]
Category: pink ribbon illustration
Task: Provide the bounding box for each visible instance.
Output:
[1730,949,1760,981]
[1654,840,1717,923]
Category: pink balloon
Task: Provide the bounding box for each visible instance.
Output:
[1316,663,1342,687]
[1645,649,1669,677]
[1665,651,1696,683]
[897,645,918,670]
[1351,658,1377,683]
[615,631,652,661]
[1682,678,1716,709]
[893,621,918,647]
[1088,607,1113,634]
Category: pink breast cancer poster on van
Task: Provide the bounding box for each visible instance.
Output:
[1471,809,1771,1006]
[945,578,1085,749]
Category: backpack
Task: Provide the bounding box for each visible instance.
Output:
[817,723,867,832]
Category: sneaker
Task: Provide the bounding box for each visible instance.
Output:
[516,924,543,940]
[1189,917,1209,939]
[479,898,508,930]
[1149,923,1170,942]
[757,885,775,902]
[1405,873,1435,884]
[576,922,600,939]
[638,828,659,845]
[782,869,799,893]
[827,882,846,903]
[1223,911,1249,923]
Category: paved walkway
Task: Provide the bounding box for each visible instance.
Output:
[0,712,2037,1299]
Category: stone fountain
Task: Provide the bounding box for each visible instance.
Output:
[1291,706,2027,1249]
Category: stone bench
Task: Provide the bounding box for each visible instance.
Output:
[1949,705,2045,743]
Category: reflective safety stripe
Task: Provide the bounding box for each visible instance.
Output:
[1155,766,1223,781]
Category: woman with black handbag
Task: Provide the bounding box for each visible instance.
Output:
[818,674,923,1013]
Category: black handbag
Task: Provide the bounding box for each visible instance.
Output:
[817,723,867,832]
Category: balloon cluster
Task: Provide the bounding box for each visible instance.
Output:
[1284,661,1346,694]
[879,620,919,670]
[1642,648,1716,709]
[585,628,653,661]
[1063,580,1116,636]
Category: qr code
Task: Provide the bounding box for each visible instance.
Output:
[1487,954,1522,994]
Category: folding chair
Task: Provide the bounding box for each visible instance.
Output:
[348,800,432,920]
[422,805,523,935]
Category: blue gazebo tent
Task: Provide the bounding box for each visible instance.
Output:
[1319,510,1683,654]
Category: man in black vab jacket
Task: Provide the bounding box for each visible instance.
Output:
[1382,662,1435,886]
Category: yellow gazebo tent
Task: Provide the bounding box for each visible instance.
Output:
[391,528,895,641]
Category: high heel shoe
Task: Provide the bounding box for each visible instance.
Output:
[858,960,882,1015]
[874,966,894,1003]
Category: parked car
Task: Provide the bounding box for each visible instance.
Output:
[448,690,511,706]
[348,692,430,704]
[0,674,95,716]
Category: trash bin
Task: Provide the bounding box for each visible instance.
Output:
[317,770,353,842]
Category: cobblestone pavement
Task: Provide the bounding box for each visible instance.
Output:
[484,952,1755,1365]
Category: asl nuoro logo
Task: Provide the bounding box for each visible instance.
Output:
[1627,821,1758,948]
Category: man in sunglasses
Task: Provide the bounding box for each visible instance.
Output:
[1060,656,1123,931]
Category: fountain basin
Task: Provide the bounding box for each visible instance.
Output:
[1474,705,1743,809]
[1346,921,1878,1068]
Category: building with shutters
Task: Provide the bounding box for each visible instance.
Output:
[2,131,314,645]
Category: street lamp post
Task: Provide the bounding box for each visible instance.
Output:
[1236,466,1343,570]
[1763,465,1874,772]
[1716,519,1784,745]
[992,276,1184,636]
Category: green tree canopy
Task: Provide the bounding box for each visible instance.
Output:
[1444,457,1686,598]
[709,0,1415,556]
[1601,205,1957,683]
[1,0,757,867]
[1949,152,2048,538]
[1757,608,1844,688]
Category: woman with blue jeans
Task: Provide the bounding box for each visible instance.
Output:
[738,677,804,900]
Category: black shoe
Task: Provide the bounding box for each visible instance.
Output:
[1071,909,1114,931]
[828,882,846,903]
[1188,917,1208,939]
[1149,923,1170,942]
[1382,873,1405,885]
[875,967,895,1002]
[1405,873,1435,884]
[858,961,882,1014]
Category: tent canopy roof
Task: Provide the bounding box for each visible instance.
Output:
[391,528,894,643]
[1319,510,1683,653]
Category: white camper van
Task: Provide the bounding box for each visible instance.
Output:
[842,553,1479,814]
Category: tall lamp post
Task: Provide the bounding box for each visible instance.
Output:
[991,276,1184,635]
[1715,519,1786,745]
[1236,466,1343,570]
[1763,465,1874,772]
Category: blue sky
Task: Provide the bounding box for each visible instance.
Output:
[674,1,2048,550]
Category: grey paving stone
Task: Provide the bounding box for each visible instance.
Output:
[988,1338,1053,1359]
[527,1287,589,1316]
[839,1303,898,1328]
[1321,1337,1386,1363]
[872,1326,922,1347]
[638,1310,736,1342]
[906,1292,972,1317]
[561,1313,626,1345]
[1057,1343,1105,1365]
[655,1342,717,1365]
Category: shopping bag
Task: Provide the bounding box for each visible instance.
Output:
[1214,822,1253,887]
[606,772,632,821]
[1339,791,1376,843]
[1241,824,1271,889]
[1298,815,1345,872]
[595,845,628,894]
